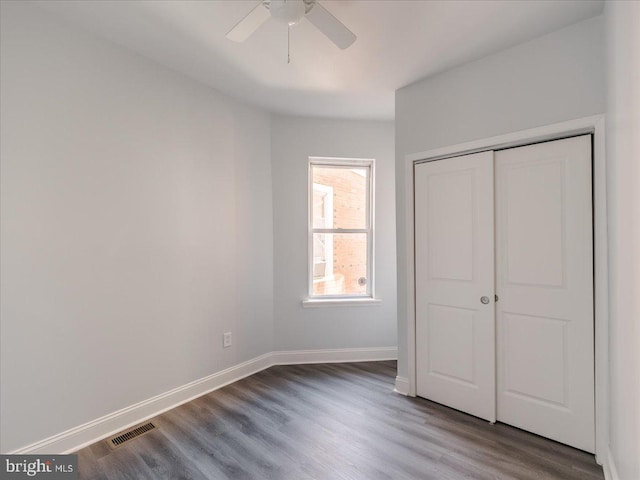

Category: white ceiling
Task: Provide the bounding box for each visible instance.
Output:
[35,0,604,120]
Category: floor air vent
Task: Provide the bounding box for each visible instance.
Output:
[106,422,156,449]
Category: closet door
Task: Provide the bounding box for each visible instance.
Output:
[495,135,594,452]
[415,151,496,422]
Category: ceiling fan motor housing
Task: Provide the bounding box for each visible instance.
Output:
[264,0,316,26]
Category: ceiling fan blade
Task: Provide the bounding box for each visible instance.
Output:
[306,2,356,50]
[226,2,270,43]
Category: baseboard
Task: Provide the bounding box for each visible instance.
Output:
[9,352,273,455]
[8,347,397,455]
[394,376,410,395]
[603,446,620,480]
[272,346,397,365]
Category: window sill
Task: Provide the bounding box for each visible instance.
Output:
[302,298,382,308]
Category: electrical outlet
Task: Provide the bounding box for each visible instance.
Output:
[223,332,232,348]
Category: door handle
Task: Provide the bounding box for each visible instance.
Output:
[481,296,490,304]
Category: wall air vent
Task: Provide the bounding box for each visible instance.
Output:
[106,422,156,449]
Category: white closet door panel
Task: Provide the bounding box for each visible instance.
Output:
[495,135,594,452]
[415,151,495,422]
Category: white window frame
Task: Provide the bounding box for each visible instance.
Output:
[306,157,376,303]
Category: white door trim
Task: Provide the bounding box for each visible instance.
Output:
[402,114,608,462]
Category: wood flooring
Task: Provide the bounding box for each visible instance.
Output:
[76,361,604,479]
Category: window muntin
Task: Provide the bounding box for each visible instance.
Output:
[309,159,374,298]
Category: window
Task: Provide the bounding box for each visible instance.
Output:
[308,158,374,301]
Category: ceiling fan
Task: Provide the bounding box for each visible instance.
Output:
[226,0,356,55]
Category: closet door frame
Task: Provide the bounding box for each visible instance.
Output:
[399,115,609,463]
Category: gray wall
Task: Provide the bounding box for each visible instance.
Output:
[0,3,399,453]
[271,115,397,351]
[394,16,605,381]
[604,2,640,479]
[0,2,273,452]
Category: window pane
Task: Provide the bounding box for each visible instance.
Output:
[312,166,368,229]
[312,233,330,279]
[312,184,333,229]
[313,233,368,296]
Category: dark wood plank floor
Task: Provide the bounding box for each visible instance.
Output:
[76,361,604,480]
